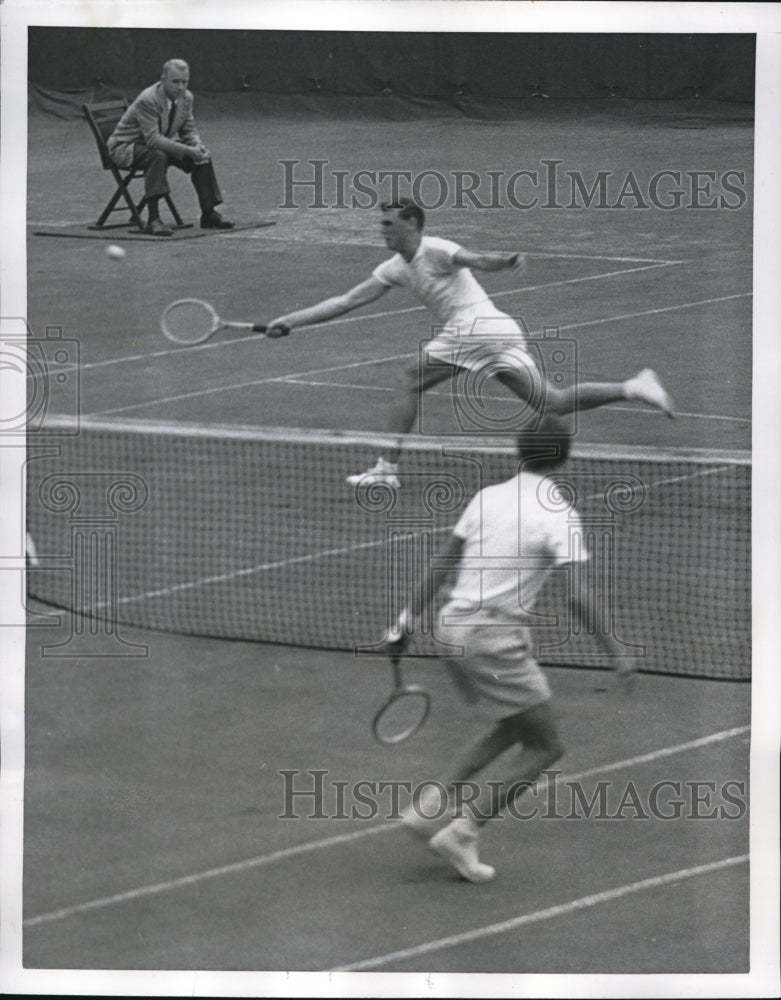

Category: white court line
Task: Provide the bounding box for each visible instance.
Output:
[280,378,752,425]
[561,724,749,782]
[218,233,685,266]
[331,854,749,971]
[556,291,751,333]
[640,465,747,490]
[86,291,752,417]
[491,262,677,300]
[89,353,415,417]
[22,724,748,929]
[52,259,675,375]
[283,379,397,393]
[106,537,394,608]
[527,251,685,264]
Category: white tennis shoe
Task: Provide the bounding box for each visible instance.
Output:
[624,368,675,418]
[429,817,496,883]
[346,458,400,488]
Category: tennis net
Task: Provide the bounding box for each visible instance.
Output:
[26,416,750,679]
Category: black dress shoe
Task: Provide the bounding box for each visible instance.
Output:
[200,211,235,230]
[145,218,173,236]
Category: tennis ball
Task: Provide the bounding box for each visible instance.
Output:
[105,244,126,261]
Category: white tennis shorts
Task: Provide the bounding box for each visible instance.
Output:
[438,605,552,721]
[424,314,537,376]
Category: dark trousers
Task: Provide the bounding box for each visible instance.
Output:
[132,144,223,216]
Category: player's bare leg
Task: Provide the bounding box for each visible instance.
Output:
[400,723,518,839]
[496,366,675,419]
[418,704,562,882]
[434,703,564,820]
[348,351,674,488]
[472,703,564,821]
[404,703,562,882]
[346,363,453,486]
[427,733,562,881]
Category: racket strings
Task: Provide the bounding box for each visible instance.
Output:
[163,300,217,344]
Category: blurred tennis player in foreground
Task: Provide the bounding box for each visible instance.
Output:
[267,198,674,487]
[378,415,636,882]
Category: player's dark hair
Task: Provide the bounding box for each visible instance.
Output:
[380,198,425,229]
[517,414,572,472]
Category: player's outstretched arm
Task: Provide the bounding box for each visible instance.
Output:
[267,276,390,333]
[453,248,527,277]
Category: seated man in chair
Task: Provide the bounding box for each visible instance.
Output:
[107,58,234,236]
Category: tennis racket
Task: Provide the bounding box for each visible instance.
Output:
[372,654,431,745]
[161,298,288,345]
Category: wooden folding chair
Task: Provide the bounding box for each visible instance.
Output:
[82,100,189,231]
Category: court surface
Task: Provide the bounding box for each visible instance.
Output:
[24,97,753,975]
[25,604,750,973]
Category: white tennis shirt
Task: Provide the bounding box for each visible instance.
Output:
[372,235,512,329]
[447,470,588,619]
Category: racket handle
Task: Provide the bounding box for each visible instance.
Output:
[261,323,291,338]
[389,654,403,687]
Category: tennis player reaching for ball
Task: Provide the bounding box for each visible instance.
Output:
[266,198,674,488]
[377,415,637,883]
